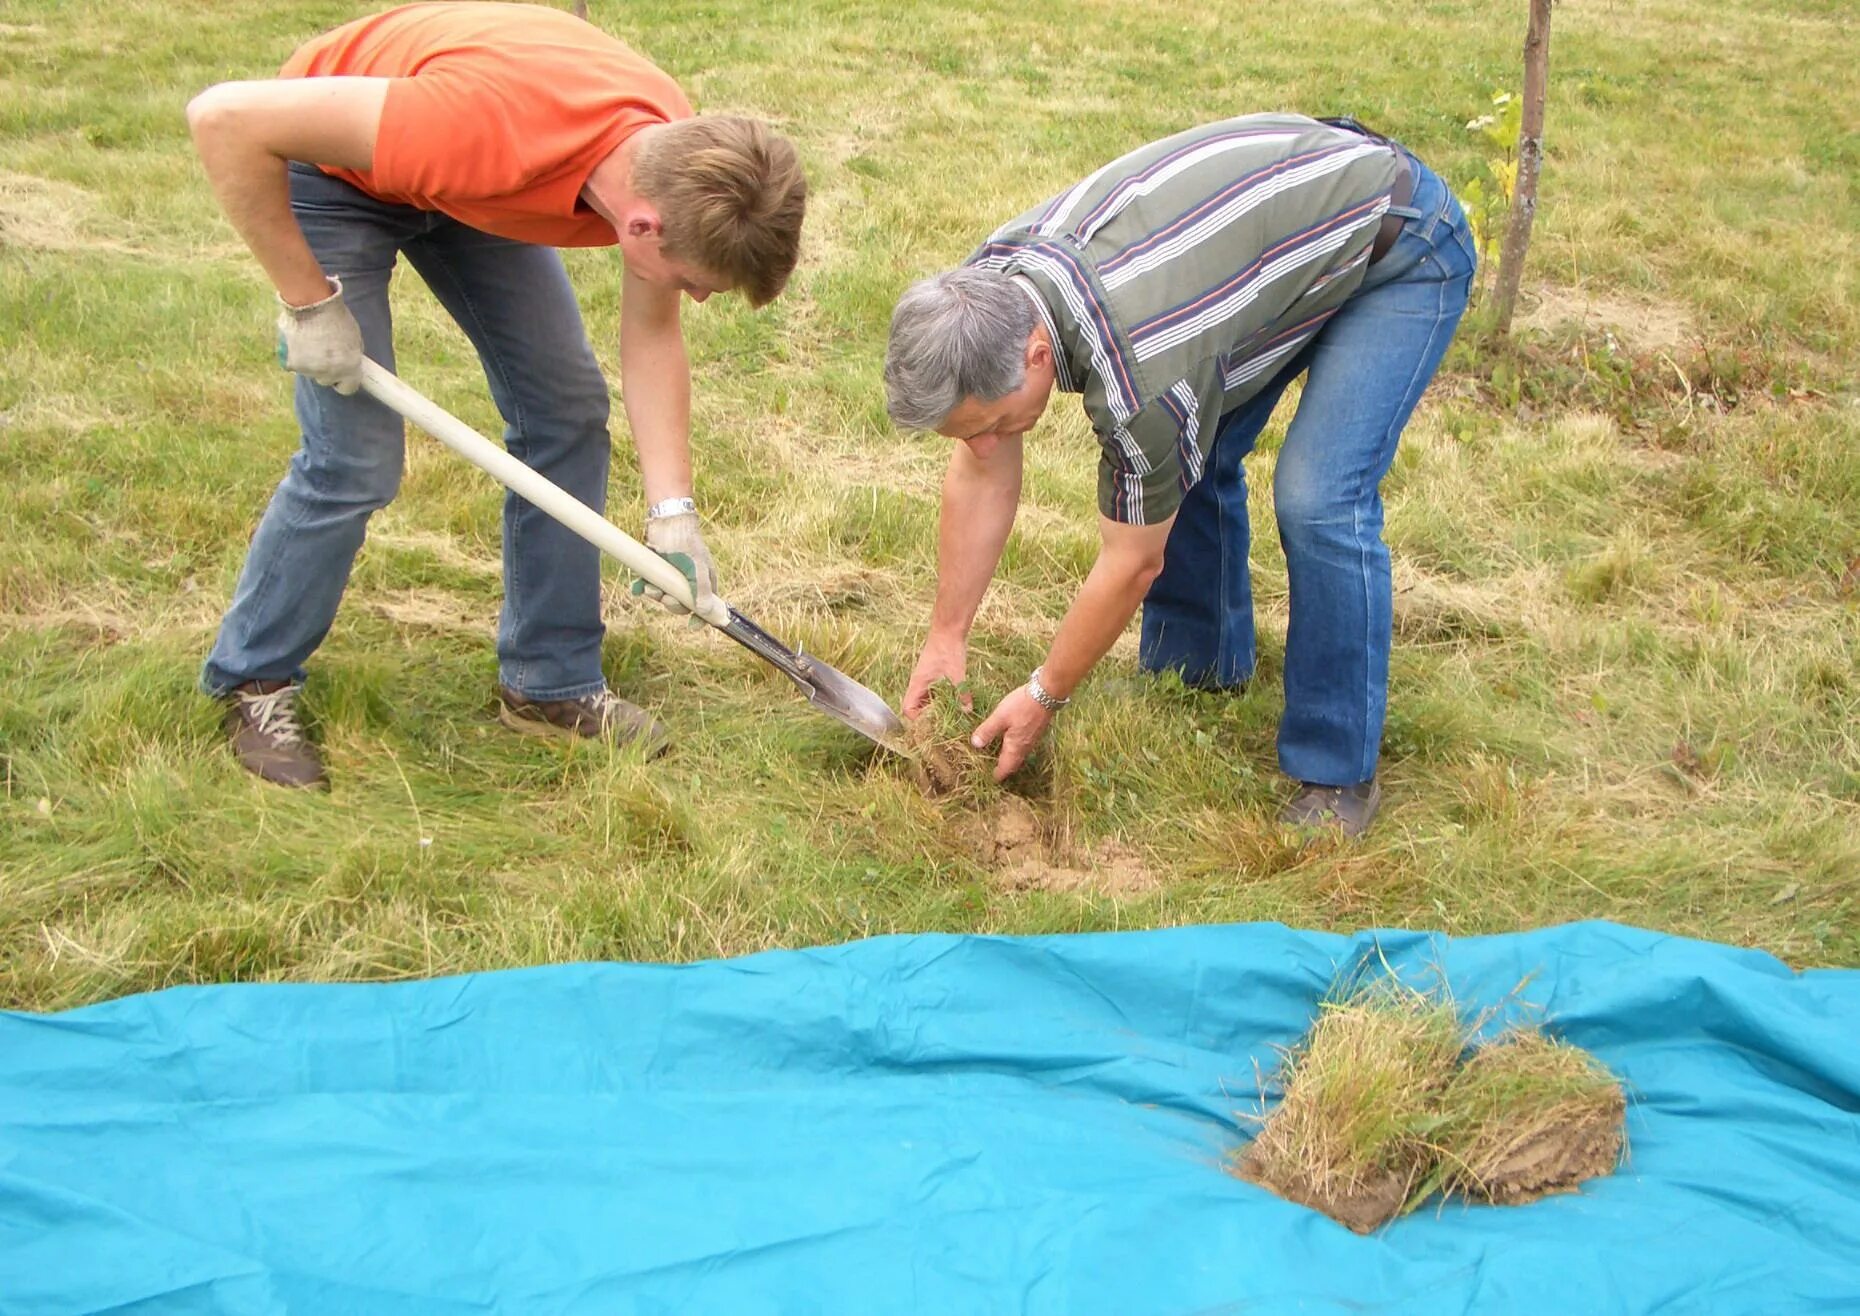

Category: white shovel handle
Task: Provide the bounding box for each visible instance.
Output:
[359,358,731,628]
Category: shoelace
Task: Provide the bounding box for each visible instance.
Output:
[240,687,305,746]
[586,689,627,726]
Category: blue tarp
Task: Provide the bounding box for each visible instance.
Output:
[2,921,1856,1313]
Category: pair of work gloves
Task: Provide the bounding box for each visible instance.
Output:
[278,279,719,622]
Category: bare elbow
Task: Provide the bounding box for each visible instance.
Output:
[185,83,246,146]
[1132,555,1167,591]
[185,87,220,137]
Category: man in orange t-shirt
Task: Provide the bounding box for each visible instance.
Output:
[186,2,806,788]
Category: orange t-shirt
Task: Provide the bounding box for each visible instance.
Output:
[280,2,693,247]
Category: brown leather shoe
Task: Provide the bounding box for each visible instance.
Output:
[1280,778,1382,838]
[497,686,669,756]
[223,680,327,789]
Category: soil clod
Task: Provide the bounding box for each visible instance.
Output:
[1436,1031,1627,1205]
[1236,979,1625,1232]
[900,682,1157,896]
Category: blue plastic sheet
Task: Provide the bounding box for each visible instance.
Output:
[2,920,1857,1313]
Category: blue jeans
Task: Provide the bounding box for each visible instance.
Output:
[1138,149,1476,787]
[202,164,612,700]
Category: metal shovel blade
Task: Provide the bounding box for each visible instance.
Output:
[793,650,911,751]
[720,610,909,753]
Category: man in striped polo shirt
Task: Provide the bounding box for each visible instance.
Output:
[886,114,1475,836]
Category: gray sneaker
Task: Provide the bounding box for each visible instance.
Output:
[223,680,327,789]
[1280,778,1382,838]
[497,686,668,756]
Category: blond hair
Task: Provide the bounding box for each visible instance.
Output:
[632,116,807,307]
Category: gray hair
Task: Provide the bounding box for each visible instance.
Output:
[884,267,1036,430]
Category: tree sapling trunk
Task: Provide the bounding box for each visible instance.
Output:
[1492,0,1553,334]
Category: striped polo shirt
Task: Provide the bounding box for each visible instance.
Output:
[966,114,1401,525]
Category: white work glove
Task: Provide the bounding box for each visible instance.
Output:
[630,510,719,624]
[276,276,364,395]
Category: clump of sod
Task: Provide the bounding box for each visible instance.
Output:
[1237,978,1625,1233]
[903,680,998,802]
[1236,979,1465,1234]
[1433,1030,1625,1205]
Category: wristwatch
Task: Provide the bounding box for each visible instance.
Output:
[1027,667,1071,713]
[647,496,698,521]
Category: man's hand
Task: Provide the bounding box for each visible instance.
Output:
[903,633,970,720]
[971,685,1054,781]
[275,278,363,394]
[630,511,718,623]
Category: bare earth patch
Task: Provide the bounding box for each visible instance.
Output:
[1236,1149,1417,1236]
[903,694,1159,896]
[1458,1101,1624,1204]
[963,797,1159,895]
[1518,283,1696,354]
[1437,1031,1628,1206]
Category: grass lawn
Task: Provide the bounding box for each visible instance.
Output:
[2,0,1855,1011]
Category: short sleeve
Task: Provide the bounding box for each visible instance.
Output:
[1094,383,1208,525]
[369,68,534,201]
[369,60,682,207]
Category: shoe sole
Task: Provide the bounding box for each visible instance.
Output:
[496,705,671,758]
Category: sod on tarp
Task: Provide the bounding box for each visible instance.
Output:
[2,921,1857,1313]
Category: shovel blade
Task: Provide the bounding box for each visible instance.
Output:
[794,651,910,753]
[718,610,909,755]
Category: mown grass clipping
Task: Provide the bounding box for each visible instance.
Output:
[1235,978,1625,1233]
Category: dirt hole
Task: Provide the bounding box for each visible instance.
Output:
[901,686,1159,897]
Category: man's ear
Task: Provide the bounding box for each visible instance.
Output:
[1026,331,1052,374]
[624,205,663,241]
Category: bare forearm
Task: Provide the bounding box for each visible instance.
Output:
[1037,516,1174,697]
[189,95,333,304]
[618,271,695,505]
[620,330,693,503]
[185,78,386,307]
[928,440,1022,641]
[1039,565,1155,696]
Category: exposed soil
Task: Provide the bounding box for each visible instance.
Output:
[1518,283,1696,354]
[1235,1150,1417,1237]
[905,727,972,800]
[952,781,1160,895]
[902,704,1158,896]
[967,793,1042,864]
[1457,1093,1626,1205]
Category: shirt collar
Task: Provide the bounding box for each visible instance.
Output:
[1011,275,1078,394]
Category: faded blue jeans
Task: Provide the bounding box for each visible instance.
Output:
[1139,148,1475,788]
[202,163,612,701]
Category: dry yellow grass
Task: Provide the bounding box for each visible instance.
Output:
[1,0,1856,1009]
[1436,1030,1625,1204]
[1237,980,1625,1232]
[1237,981,1464,1233]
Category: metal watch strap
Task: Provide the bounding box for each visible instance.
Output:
[1027,667,1070,712]
[647,496,697,521]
